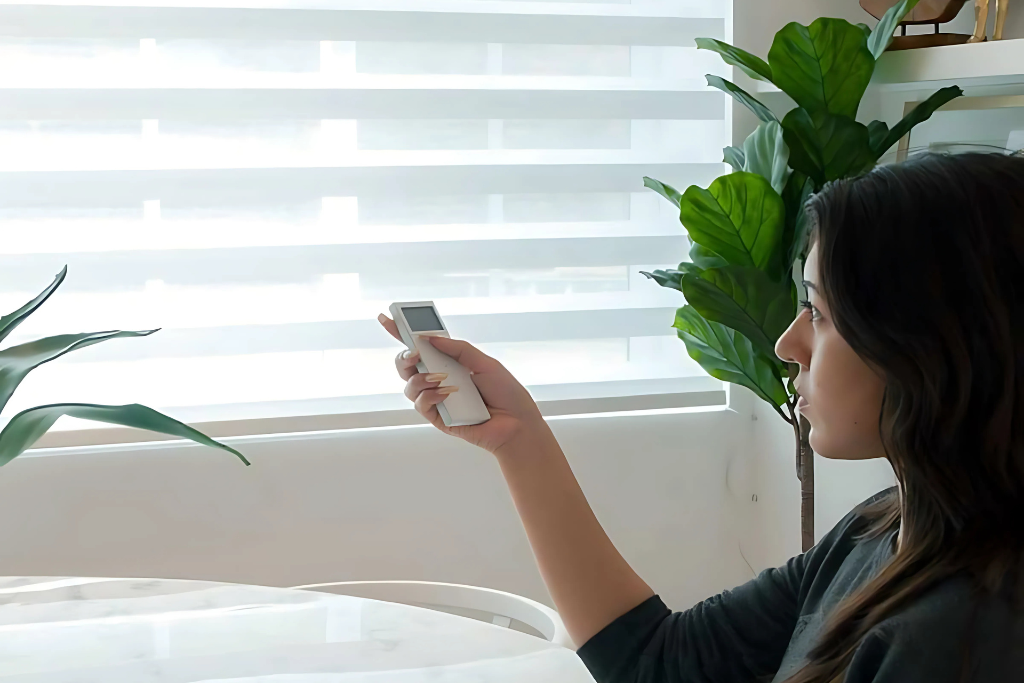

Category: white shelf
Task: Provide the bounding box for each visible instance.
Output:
[874,38,1024,90]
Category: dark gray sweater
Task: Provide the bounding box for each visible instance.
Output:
[577,489,1023,682]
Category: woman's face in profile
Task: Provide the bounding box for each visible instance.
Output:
[775,245,888,461]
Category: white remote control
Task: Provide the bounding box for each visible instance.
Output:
[389,301,491,427]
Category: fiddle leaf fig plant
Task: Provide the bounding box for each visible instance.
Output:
[0,267,249,468]
[642,0,961,551]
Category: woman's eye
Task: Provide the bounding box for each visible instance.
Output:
[799,299,822,322]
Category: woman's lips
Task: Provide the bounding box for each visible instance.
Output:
[797,397,810,411]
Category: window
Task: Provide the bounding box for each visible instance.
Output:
[0,0,731,446]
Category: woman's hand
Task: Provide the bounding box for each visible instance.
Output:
[378,314,548,455]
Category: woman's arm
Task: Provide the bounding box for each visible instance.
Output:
[378,315,652,647]
[492,422,655,647]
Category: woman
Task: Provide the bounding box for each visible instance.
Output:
[378,152,1024,682]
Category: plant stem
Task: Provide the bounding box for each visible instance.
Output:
[787,399,815,552]
[798,415,815,552]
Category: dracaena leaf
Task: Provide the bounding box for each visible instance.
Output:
[0,403,249,468]
[0,330,158,416]
[0,267,67,346]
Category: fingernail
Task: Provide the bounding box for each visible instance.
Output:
[377,313,386,323]
[437,386,459,395]
[401,349,420,360]
[425,373,448,383]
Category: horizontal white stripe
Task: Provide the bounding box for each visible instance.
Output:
[0,148,723,173]
[0,236,687,283]
[0,0,726,18]
[0,293,687,351]
[7,336,713,431]
[0,3,725,45]
[0,85,724,120]
[0,219,685,254]
[0,161,722,201]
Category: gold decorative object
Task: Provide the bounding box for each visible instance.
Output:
[968,0,1011,42]
[861,0,1011,49]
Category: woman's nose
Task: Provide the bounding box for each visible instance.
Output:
[775,313,808,367]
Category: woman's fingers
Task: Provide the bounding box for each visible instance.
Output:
[419,335,499,374]
[393,347,421,381]
[414,385,460,430]
[404,372,449,401]
[378,314,403,342]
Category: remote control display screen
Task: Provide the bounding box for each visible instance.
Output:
[404,306,444,332]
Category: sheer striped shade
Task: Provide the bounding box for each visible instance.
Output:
[0,0,730,443]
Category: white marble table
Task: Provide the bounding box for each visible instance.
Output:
[0,577,595,682]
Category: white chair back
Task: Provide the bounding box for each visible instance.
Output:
[293,580,573,649]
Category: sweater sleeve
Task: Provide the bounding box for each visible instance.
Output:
[576,507,867,683]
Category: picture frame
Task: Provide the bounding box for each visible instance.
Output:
[897,93,1024,161]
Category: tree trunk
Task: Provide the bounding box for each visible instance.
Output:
[797,415,815,552]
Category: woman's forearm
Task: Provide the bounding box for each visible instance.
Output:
[494,421,655,648]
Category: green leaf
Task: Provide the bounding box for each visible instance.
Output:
[867,120,891,156]
[679,171,785,273]
[695,37,773,83]
[641,262,703,293]
[868,0,922,59]
[875,86,964,157]
[641,269,682,292]
[741,120,792,195]
[724,145,746,171]
[0,330,158,416]
[780,172,815,267]
[681,265,797,357]
[643,176,682,208]
[690,243,729,269]
[674,306,789,407]
[0,403,250,468]
[782,108,877,188]
[706,75,778,124]
[0,267,67,346]
[768,18,875,118]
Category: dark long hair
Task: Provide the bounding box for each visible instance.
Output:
[786,152,1024,683]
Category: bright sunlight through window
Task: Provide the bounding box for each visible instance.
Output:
[0,0,730,442]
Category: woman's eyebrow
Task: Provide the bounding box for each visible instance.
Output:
[802,280,818,292]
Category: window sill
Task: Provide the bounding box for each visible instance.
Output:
[29,376,725,451]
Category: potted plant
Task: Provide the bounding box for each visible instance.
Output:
[0,267,248,467]
[642,0,958,551]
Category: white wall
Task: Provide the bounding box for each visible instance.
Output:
[0,407,758,612]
